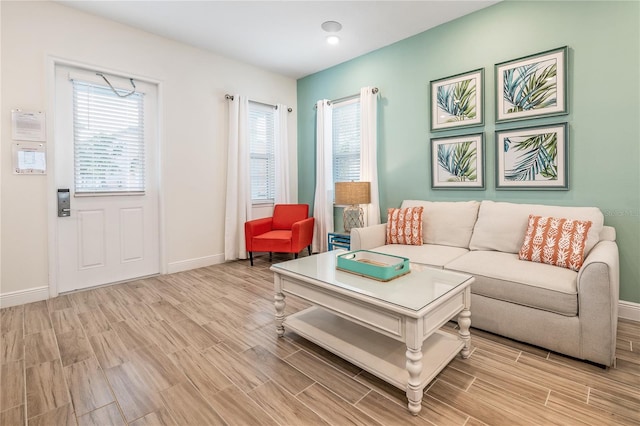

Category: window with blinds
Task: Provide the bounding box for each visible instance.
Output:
[72,80,145,195]
[332,99,361,184]
[249,102,275,203]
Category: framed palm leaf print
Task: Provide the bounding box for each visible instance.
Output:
[431,133,484,189]
[430,69,484,131]
[495,46,568,123]
[496,123,568,190]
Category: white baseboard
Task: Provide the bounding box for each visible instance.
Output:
[618,300,640,322]
[167,254,225,274]
[0,286,49,309]
[0,255,224,308]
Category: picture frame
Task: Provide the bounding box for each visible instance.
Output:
[496,123,568,190]
[431,133,484,189]
[495,46,568,123]
[430,68,484,131]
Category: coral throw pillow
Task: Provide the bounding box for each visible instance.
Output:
[386,207,424,245]
[519,215,593,271]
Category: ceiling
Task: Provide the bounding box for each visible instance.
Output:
[57,1,499,79]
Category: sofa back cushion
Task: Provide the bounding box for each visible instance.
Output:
[401,200,480,248]
[469,201,604,256]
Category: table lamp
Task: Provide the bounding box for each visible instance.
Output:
[335,181,371,233]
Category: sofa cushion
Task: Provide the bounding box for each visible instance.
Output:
[386,207,423,245]
[401,200,480,248]
[445,251,578,316]
[469,200,604,256]
[519,215,593,271]
[370,244,469,269]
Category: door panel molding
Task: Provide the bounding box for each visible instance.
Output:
[77,209,106,269]
[120,207,145,263]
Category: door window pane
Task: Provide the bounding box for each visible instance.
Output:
[72,80,145,194]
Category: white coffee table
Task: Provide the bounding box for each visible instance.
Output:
[271,250,473,415]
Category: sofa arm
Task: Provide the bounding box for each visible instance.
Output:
[577,239,619,366]
[350,223,387,250]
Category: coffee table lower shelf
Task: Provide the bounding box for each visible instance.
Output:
[285,306,464,391]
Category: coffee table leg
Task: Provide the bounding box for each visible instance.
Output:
[458,308,471,358]
[405,346,423,415]
[274,292,286,337]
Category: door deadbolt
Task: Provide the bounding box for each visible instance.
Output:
[57,189,71,217]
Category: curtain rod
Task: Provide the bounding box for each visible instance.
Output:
[314,87,379,108]
[225,94,293,112]
[331,87,378,104]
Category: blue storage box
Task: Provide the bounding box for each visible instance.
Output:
[336,250,410,282]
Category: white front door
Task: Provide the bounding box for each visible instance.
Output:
[54,65,159,293]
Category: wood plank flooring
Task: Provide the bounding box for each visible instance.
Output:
[1,253,639,425]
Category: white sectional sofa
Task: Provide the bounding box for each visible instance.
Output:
[350,200,619,366]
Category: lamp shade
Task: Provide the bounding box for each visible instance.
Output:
[335,181,371,205]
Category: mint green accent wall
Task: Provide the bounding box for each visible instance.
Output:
[297,1,640,303]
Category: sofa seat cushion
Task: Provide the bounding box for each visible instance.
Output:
[445,251,578,316]
[371,244,469,268]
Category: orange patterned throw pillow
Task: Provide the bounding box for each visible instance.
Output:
[518,215,593,271]
[386,207,424,245]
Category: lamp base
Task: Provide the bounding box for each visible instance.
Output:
[343,205,364,233]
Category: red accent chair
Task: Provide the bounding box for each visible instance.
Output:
[245,204,315,266]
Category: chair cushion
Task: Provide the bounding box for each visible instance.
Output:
[252,230,293,252]
[446,251,578,316]
[272,204,309,230]
[401,200,479,248]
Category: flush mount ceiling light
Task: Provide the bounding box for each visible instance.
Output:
[321,20,342,45]
[321,20,342,33]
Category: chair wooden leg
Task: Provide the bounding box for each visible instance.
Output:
[249,252,254,266]
[269,252,272,261]
[308,245,312,256]
[294,253,298,259]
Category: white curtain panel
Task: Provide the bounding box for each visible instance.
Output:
[274,104,290,204]
[360,86,380,227]
[224,94,251,261]
[312,100,334,253]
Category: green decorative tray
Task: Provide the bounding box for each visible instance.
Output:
[336,250,410,282]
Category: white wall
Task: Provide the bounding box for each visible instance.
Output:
[0,1,298,300]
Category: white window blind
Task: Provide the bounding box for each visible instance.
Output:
[249,102,275,203]
[332,99,361,184]
[72,80,145,194]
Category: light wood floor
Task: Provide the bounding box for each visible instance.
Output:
[1,253,639,426]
